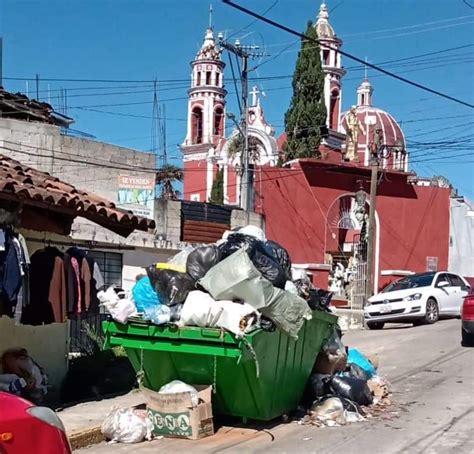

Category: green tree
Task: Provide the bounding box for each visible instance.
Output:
[284,21,327,161]
[209,167,224,204]
[156,164,183,200]
[227,133,262,163]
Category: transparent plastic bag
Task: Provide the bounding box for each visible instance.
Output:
[167,246,196,268]
[101,407,153,443]
[143,305,171,325]
[158,380,199,407]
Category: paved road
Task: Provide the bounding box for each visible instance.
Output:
[79,319,474,453]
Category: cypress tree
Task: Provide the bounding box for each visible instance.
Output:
[209,167,224,204]
[284,21,327,161]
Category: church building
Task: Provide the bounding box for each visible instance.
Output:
[181,3,460,305]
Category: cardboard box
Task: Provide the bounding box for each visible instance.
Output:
[144,385,214,440]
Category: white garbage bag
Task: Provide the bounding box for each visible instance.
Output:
[237,225,266,242]
[179,291,260,338]
[98,286,137,324]
[158,380,199,407]
[101,407,153,443]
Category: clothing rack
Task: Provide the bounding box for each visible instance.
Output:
[24,238,135,251]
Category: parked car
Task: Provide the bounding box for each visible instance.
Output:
[0,392,71,454]
[461,288,474,346]
[364,271,470,329]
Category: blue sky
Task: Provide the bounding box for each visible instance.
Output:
[1,0,473,198]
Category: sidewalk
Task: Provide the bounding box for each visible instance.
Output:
[57,390,145,450]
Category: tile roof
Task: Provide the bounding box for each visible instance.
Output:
[0,154,155,236]
[0,87,74,127]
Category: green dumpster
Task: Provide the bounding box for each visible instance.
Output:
[103,310,337,421]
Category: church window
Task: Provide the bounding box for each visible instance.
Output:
[192,106,203,144]
[213,107,224,136]
[215,72,220,86]
[323,49,330,65]
[206,71,211,85]
[196,72,201,86]
[330,89,339,130]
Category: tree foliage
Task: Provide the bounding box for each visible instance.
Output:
[209,167,224,204]
[284,21,327,162]
[156,164,183,200]
[227,133,262,163]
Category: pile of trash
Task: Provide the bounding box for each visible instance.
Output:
[100,225,333,340]
[0,348,48,403]
[300,329,391,428]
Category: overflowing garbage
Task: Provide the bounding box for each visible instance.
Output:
[300,329,391,428]
[101,225,333,340]
[99,225,392,441]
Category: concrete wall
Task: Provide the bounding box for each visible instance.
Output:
[0,118,154,203]
[449,198,474,278]
[0,317,69,399]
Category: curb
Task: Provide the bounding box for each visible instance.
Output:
[69,426,104,451]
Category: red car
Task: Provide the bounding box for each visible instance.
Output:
[461,288,474,346]
[0,392,71,454]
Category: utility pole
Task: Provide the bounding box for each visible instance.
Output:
[217,34,265,212]
[365,153,379,303]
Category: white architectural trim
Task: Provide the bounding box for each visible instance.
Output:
[381,270,415,276]
[293,263,332,271]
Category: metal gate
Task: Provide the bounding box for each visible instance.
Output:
[351,234,367,310]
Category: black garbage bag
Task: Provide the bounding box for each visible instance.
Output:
[146,266,195,306]
[259,316,276,332]
[218,233,259,259]
[251,249,287,289]
[308,373,332,398]
[328,376,373,406]
[264,240,292,280]
[342,363,370,381]
[186,245,222,281]
[219,233,286,289]
[294,278,312,299]
[307,288,333,311]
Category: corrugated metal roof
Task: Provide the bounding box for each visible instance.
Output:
[0,154,155,236]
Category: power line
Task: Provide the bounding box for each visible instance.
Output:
[222,0,474,109]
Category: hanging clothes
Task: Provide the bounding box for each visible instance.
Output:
[0,230,23,318]
[21,247,66,325]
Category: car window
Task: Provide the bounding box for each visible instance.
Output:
[435,273,450,287]
[448,274,465,288]
[382,272,435,292]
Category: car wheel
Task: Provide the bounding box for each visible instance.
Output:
[424,298,439,324]
[367,322,385,330]
[461,328,474,347]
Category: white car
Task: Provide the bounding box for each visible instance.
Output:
[365,271,470,330]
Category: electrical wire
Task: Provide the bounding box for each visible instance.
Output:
[222,0,474,109]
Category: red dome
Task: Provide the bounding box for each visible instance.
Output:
[340,79,407,170]
[341,106,406,152]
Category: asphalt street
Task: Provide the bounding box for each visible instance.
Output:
[79,319,474,454]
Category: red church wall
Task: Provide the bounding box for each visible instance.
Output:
[376,185,450,291]
[183,160,207,201]
[255,161,450,293]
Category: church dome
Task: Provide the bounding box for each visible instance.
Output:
[341,79,407,170]
[315,2,336,39]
